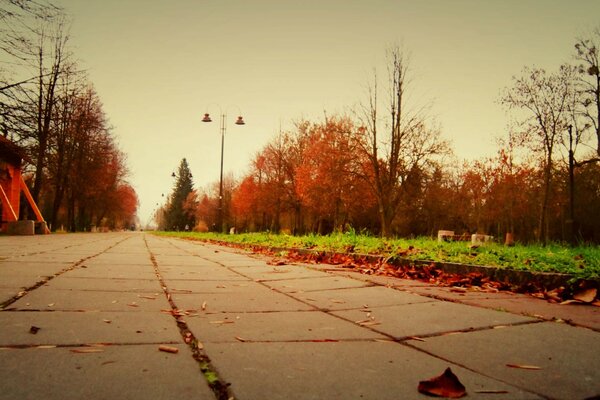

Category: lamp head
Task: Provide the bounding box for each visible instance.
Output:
[235,116,245,125]
[202,113,212,123]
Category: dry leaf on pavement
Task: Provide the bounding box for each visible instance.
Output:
[70,348,104,354]
[506,364,541,370]
[158,345,179,354]
[573,287,597,303]
[418,367,466,398]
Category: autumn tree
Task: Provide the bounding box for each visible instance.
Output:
[0,1,72,203]
[357,47,450,237]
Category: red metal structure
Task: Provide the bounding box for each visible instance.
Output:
[0,136,49,234]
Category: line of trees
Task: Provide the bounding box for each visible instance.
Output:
[0,1,138,231]
[162,35,600,243]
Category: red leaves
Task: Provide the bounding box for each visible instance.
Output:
[418,368,466,398]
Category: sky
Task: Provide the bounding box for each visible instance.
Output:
[49,0,600,227]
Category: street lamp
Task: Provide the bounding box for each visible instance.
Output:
[202,108,245,232]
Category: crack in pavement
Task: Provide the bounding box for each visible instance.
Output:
[143,235,232,400]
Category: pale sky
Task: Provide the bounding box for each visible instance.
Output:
[50,0,600,226]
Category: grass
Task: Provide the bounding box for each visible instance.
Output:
[154,231,600,280]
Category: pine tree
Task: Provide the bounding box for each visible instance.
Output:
[164,158,194,231]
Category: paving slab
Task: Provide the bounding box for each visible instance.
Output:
[153,255,211,266]
[262,275,371,293]
[407,322,600,399]
[83,254,154,266]
[332,301,536,339]
[461,296,600,331]
[401,285,519,302]
[0,261,71,275]
[0,344,214,400]
[163,280,262,294]
[9,286,170,312]
[186,310,387,342]
[159,265,247,281]
[204,341,541,400]
[44,277,163,293]
[65,265,157,280]
[292,285,434,310]
[0,311,180,346]
[7,254,88,263]
[230,264,332,281]
[172,291,314,313]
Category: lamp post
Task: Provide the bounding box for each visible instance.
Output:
[202,109,245,232]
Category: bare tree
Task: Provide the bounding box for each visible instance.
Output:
[357,46,450,237]
[574,28,600,162]
[501,65,575,244]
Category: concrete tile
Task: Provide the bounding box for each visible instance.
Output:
[0,311,180,346]
[332,301,536,339]
[186,311,387,342]
[159,266,247,281]
[9,287,170,312]
[407,322,600,400]
[45,277,163,293]
[205,341,541,399]
[0,344,214,400]
[230,265,332,281]
[172,291,313,313]
[461,296,600,331]
[163,280,262,294]
[65,265,157,280]
[292,286,433,310]
[263,275,370,293]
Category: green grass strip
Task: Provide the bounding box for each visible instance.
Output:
[153,231,600,280]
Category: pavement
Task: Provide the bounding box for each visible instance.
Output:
[0,232,598,400]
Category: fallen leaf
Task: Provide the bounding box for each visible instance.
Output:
[158,345,179,354]
[47,303,55,307]
[506,364,541,370]
[196,341,204,350]
[209,320,235,325]
[573,287,597,303]
[70,348,104,354]
[418,367,466,398]
[102,319,112,324]
[358,321,381,327]
[560,299,583,305]
[36,345,56,349]
[29,326,41,334]
[127,303,139,308]
[201,301,207,311]
[235,336,248,342]
[138,295,157,300]
[330,299,345,304]
[474,389,509,394]
[171,289,193,293]
[216,285,226,289]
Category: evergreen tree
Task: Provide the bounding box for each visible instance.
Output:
[164,158,194,231]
